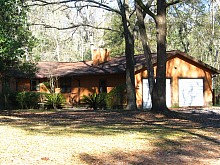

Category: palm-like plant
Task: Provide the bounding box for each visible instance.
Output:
[45,93,65,109]
[81,93,105,110]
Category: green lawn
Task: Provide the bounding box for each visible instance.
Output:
[0,109,219,164]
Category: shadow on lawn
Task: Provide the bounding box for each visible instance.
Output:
[78,146,218,165]
[76,109,220,164]
[0,109,219,137]
[78,134,219,164]
[0,109,219,164]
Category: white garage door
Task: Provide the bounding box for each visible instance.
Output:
[179,79,204,106]
[143,79,171,109]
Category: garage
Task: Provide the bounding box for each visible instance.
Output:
[143,79,171,109]
[179,79,204,106]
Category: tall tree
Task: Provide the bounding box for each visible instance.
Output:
[117,0,137,110]
[0,0,36,108]
[0,0,35,77]
[29,0,138,110]
[135,0,155,104]
[137,0,182,112]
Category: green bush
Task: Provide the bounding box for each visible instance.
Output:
[44,93,66,109]
[16,91,41,109]
[0,90,18,110]
[106,84,126,109]
[81,93,106,110]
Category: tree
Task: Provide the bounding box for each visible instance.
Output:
[0,0,36,109]
[135,0,155,106]
[0,0,35,77]
[103,13,125,57]
[116,0,137,110]
[167,1,211,59]
[27,0,110,62]
[28,0,138,110]
[165,0,220,68]
[136,0,183,112]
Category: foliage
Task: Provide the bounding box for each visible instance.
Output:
[28,1,104,62]
[18,62,38,78]
[0,82,18,109]
[106,85,126,109]
[167,1,208,54]
[0,0,35,82]
[44,93,66,109]
[103,12,143,56]
[16,91,41,109]
[103,13,125,57]
[42,81,50,89]
[81,93,106,110]
[42,76,59,93]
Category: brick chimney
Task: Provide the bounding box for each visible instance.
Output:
[92,48,110,65]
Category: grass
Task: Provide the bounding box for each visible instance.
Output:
[0,108,219,164]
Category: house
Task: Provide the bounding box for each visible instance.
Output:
[1,49,219,109]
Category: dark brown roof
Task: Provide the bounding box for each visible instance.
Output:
[36,58,127,78]
[35,50,219,78]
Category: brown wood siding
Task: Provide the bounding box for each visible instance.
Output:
[135,56,214,108]
[67,74,125,105]
[16,78,31,92]
[5,54,215,109]
[167,57,213,106]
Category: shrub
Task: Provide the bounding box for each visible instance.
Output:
[16,91,41,109]
[0,90,18,110]
[44,93,66,109]
[106,84,126,109]
[81,93,106,110]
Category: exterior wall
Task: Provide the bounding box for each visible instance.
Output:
[16,78,31,92]
[135,56,214,108]
[4,55,214,109]
[16,78,48,92]
[166,56,213,107]
[64,74,126,105]
[0,77,22,92]
[7,74,125,106]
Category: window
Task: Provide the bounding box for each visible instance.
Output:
[31,80,39,91]
[60,77,71,93]
[99,79,107,93]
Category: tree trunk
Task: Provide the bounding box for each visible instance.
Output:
[136,2,155,98]
[117,0,137,110]
[124,28,137,110]
[152,0,168,112]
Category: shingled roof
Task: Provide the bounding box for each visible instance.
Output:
[35,50,219,78]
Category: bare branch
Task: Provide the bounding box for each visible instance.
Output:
[64,3,121,15]
[135,0,156,20]
[166,0,184,7]
[27,0,121,15]
[30,23,120,32]
[27,0,71,6]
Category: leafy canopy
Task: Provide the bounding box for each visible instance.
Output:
[0,0,35,77]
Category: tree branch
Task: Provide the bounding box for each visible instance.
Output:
[64,3,121,15]
[166,0,184,7]
[135,0,156,20]
[27,0,121,15]
[30,23,120,32]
